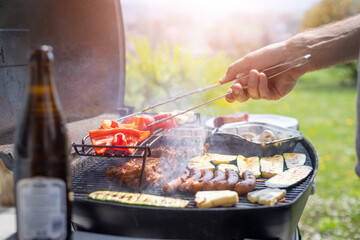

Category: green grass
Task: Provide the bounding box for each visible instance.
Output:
[125,37,360,239]
[206,69,360,239]
[236,70,360,200]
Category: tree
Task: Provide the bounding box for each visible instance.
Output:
[301,0,360,29]
[301,0,360,86]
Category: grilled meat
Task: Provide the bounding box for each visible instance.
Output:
[149,146,185,159]
[106,147,183,189]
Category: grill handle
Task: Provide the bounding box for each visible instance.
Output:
[0,151,14,171]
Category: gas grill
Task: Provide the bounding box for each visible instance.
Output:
[70,123,318,240]
[0,1,318,239]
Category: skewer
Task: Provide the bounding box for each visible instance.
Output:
[147,54,311,127]
[147,93,231,127]
[142,54,311,112]
[117,111,143,122]
[119,54,311,123]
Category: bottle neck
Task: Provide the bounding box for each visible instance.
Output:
[28,47,63,117]
[30,48,55,88]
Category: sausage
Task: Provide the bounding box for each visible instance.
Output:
[188,168,214,193]
[178,168,203,192]
[214,169,239,190]
[213,112,248,128]
[163,170,189,194]
[226,169,240,189]
[203,170,226,191]
[234,171,256,195]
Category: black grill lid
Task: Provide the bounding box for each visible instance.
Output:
[0,0,128,136]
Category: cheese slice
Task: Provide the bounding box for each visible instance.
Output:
[283,153,306,168]
[247,188,286,206]
[237,155,261,178]
[265,165,313,188]
[195,190,239,208]
[260,155,284,178]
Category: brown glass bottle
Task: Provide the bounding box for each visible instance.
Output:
[14,45,71,240]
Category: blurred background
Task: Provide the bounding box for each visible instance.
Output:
[121,0,360,239]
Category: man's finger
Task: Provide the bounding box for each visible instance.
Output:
[258,72,272,100]
[247,70,260,100]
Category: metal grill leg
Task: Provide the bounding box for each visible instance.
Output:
[291,226,302,240]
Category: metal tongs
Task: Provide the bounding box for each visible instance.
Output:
[121,54,311,126]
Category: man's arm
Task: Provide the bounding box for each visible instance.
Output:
[287,14,360,72]
[220,14,360,102]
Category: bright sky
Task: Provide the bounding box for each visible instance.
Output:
[122,0,321,21]
[121,0,321,54]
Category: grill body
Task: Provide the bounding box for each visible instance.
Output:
[71,133,318,240]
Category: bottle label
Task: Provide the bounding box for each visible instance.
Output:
[17,177,67,240]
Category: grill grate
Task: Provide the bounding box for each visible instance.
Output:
[71,141,314,209]
[72,117,316,210]
[71,113,204,192]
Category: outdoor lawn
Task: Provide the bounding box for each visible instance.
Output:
[125,43,360,238]
[230,68,360,239]
[201,66,360,239]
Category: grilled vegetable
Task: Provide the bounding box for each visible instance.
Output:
[167,110,195,125]
[209,153,237,165]
[195,190,239,208]
[122,114,156,132]
[188,154,215,170]
[260,155,284,178]
[237,155,261,178]
[188,161,215,171]
[189,154,213,163]
[152,113,177,131]
[283,153,306,168]
[89,128,150,154]
[265,165,313,188]
[89,191,189,208]
[216,164,238,173]
[101,120,122,129]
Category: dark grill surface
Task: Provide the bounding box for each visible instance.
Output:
[71,141,314,209]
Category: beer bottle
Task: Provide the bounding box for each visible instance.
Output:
[14,45,71,240]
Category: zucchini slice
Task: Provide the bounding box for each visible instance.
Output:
[89,191,189,208]
[209,153,237,165]
[237,155,261,178]
[216,163,239,173]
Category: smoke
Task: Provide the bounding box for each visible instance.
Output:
[141,125,208,194]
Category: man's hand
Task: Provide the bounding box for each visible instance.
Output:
[219,42,308,103]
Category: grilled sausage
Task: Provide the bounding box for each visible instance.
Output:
[188,168,214,193]
[214,169,239,190]
[226,169,240,189]
[163,170,189,194]
[213,112,248,128]
[234,171,256,195]
[178,168,203,192]
[203,170,226,191]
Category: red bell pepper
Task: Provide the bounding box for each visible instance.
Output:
[152,113,177,131]
[122,116,136,124]
[101,120,121,129]
[134,115,155,131]
[100,119,141,130]
[112,133,135,154]
[89,131,115,154]
[122,115,155,132]
[89,128,150,154]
